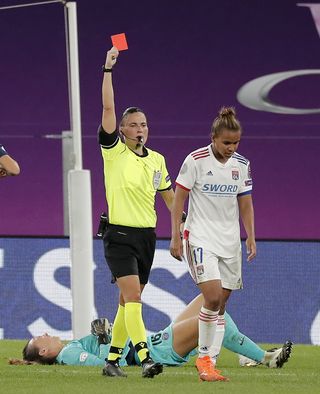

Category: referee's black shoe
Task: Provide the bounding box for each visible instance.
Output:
[141,357,163,378]
[102,361,127,377]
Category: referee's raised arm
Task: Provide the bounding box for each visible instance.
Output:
[101,46,119,133]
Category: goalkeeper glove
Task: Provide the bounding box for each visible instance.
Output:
[90,318,112,345]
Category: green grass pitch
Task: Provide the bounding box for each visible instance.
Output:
[1,340,319,394]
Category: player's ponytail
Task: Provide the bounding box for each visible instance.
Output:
[211,106,242,137]
[8,358,36,365]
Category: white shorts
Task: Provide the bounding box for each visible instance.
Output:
[183,239,243,290]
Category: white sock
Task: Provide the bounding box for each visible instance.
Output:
[262,348,282,366]
[209,314,225,365]
[198,307,219,357]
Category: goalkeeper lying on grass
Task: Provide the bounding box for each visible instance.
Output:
[9,295,292,370]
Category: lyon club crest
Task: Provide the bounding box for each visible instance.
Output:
[232,170,239,180]
[153,170,162,189]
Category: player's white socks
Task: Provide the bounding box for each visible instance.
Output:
[198,306,219,357]
[261,349,283,367]
[210,314,225,365]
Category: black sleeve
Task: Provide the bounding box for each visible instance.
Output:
[97,125,119,148]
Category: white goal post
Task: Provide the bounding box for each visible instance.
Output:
[65,1,95,339]
[0,0,96,339]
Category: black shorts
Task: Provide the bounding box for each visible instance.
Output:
[103,224,156,285]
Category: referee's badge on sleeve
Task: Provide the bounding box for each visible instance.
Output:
[153,170,162,189]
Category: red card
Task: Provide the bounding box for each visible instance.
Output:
[111,33,128,51]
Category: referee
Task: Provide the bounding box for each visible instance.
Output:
[99,46,174,378]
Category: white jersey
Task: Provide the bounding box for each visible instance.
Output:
[176,144,252,258]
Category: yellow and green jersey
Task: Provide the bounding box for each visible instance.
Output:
[99,129,172,228]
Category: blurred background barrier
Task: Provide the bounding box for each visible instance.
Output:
[0,237,319,344]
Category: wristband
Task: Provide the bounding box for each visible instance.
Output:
[102,66,112,73]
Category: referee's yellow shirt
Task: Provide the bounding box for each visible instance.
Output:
[101,136,171,228]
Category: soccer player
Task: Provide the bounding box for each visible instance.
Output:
[15,294,292,369]
[98,46,174,378]
[0,144,20,178]
[170,107,255,382]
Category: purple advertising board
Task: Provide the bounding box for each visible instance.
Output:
[0,0,319,239]
[1,237,319,344]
